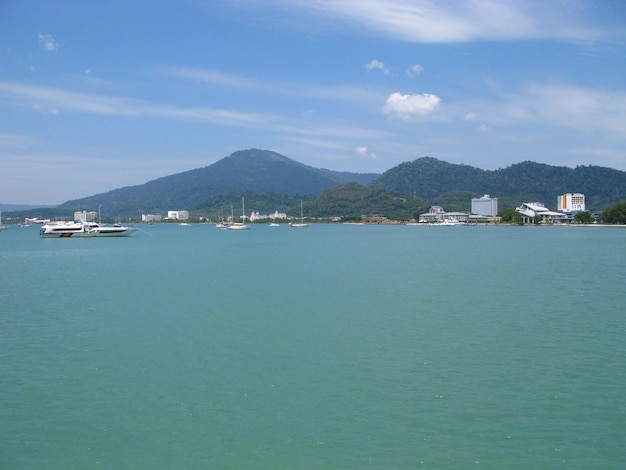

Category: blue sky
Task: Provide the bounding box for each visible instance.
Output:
[2,0,626,205]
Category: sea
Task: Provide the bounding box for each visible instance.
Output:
[1,223,625,469]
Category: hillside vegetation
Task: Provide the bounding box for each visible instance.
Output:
[5,149,626,221]
[56,149,378,217]
[371,157,626,211]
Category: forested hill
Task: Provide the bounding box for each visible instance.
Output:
[370,157,626,209]
[9,151,626,220]
[57,149,378,216]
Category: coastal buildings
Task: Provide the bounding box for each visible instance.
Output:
[142,214,162,222]
[74,211,97,222]
[515,202,568,224]
[557,193,585,213]
[250,210,287,222]
[471,194,498,217]
[167,210,189,220]
[418,206,470,223]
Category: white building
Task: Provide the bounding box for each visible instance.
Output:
[249,210,287,221]
[142,214,162,222]
[418,206,469,223]
[516,202,568,224]
[557,193,585,213]
[167,210,189,220]
[471,194,498,217]
[74,211,97,222]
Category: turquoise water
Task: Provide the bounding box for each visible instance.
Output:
[2,224,625,469]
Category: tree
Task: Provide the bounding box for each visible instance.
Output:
[600,201,626,224]
[574,211,593,224]
[500,209,523,224]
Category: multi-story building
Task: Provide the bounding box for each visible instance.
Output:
[471,194,498,217]
[557,193,585,213]
[167,210,189,220]
[142,214,162,222]
[516,202,568,224]
[74,211,97,222]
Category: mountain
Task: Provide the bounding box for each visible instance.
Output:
[370,157,626,211]
[57,149,379,216]
[7,151,626,221]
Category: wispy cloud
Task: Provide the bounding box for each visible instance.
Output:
[355,146,377,159]
[0,82,273,127]
[160,66,382,105]
[37,33,58,51]
[469,83,626,139]
[407,64,424,76]
[298,0,613,44]
[365,59,389,75]
[0,81,390,151]
[511,83,626,137]
[0,133,34,150]
[383,92,440,122]
[160,67,269,91]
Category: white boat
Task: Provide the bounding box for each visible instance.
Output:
[289,200,309,228]
[39,220,137,238]
[269,222,280,227]
[430,218,464,226]
[227,197,251,230]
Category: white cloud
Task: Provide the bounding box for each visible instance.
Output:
[365,59,389,75]
[0,133,33,150]
[355,146,377,159]
[302,0,610,44]
[0,81,271,127]
[464,112,478,121]
[522,84,626,137]
[482,83,626,139]
[161,66,381,104]
[37,33,58,51]
[383,92,440,122]
[407,64,424,76]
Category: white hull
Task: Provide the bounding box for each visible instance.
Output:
[40,222,137,238]
[290,200,308,227]
[226,223,251,230]
[430,218,464,226]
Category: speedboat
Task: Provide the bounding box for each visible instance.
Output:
[430,218,464,226]
[40,221,137,238]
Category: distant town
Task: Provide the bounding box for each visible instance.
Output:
[73,192,593,225]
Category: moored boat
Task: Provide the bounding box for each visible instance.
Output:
[226,197,251,230]
[39,221,137,238]
[430,218,464,226]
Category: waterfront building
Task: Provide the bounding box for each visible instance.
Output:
[471,194,499,217]
[516,202,568,224]
[74,211,97,222]
[418,206,469,223]
[142,214,162,222]
[557,193,585,213]
[167,210,189,220]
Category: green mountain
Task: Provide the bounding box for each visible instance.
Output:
[370,157,626,211]
[57,149,379,217]
[6,150,626,222]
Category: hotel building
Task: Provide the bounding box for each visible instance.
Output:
[557,193,585,213]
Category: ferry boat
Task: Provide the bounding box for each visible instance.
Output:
[39,221,137,238]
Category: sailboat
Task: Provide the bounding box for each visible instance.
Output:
[227,197,251,230]
[289,200,309,228]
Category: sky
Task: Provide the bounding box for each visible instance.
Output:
[1,0,626,205]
